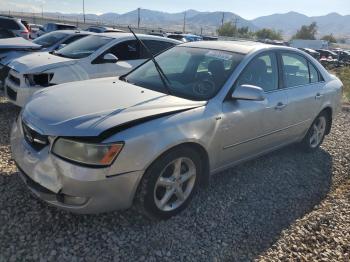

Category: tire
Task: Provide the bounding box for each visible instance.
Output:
[300,112,329,152]
[136,146,202,220]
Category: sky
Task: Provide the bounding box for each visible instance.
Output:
[1,0,350,19]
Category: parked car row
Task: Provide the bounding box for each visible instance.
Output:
[298,47,350,69]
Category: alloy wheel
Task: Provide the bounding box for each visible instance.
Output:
[153,157,197,212]
[309,116,327,148]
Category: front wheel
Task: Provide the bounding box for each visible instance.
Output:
[136,147,202,220]
[300,112,328,152]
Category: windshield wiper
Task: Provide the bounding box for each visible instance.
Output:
[127,26,172,96]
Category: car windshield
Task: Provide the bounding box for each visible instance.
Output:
[55,35,113,59]
[33,31,69,47]
[125,46,244,101]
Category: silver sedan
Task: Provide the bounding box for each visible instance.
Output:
[11,41,343,219]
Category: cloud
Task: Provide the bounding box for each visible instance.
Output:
[0,0,42,12]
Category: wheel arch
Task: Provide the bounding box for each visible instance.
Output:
[320,106,333,135]
[144,142,210,187]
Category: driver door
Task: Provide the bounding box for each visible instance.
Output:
[218,52,290,167]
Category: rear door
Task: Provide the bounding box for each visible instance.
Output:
[279,51,324,139]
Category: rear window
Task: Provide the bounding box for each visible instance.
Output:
[167,35,184,41]
[0,18,21,30]
[56,24,77,30]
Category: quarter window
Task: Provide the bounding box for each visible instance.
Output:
[236,53,278,92]
[140,40,175,59]
[281,53,309,87]
[309,62,320,83]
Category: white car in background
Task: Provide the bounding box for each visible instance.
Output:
[0,30,94,88]
[4,33,180,107]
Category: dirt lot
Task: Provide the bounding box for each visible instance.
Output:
[1,92,350,261]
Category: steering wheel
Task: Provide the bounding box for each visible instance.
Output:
[192,78,216,98]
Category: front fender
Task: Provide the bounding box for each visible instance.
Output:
[104,105,220,176]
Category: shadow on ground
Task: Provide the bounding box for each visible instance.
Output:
[0,143,333,261]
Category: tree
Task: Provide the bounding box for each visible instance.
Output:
[321,34,337,43]
[255,28,283,40]
[292,22,318,40]
[217,22,237,37]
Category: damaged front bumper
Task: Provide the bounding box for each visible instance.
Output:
[10,116,144,214]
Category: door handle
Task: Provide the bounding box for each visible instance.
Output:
[275,102,287,110]
[315,93,323,100]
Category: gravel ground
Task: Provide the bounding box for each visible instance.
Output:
[1,92,350,261]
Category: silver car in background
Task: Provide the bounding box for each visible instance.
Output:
[11,41,343,219]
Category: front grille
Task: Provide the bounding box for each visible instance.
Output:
[9,74,20,86]
[22,120,49,151]
[6,86,17,101]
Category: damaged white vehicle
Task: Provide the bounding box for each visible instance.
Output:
[0,30,94,88]
[4,33,180,107]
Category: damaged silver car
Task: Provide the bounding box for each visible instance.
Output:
[11,41,342,219]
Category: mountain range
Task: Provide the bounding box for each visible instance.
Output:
[45,9,350,38]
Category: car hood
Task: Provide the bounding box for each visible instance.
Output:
[22,77,206,137]
[0,37,42,50]
[7,52,75,73]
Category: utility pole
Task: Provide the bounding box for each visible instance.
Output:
[183,11,186,33]
[41,4,44,23]
[137,8,141,29]
[233,17,239,38]
[83,0,86,24]
[221,12,225,27]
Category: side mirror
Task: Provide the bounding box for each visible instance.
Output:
[103,53,118,63]
[231,84,265,101]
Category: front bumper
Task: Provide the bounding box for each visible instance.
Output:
[11,118,144,214]
[4,70,43,107]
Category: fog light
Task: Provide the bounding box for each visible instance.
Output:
[57,194,88,205]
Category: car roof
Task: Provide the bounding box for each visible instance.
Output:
[179,40,281,54]
[97,32,181,43]
[46,22,76,26]
[48,30,95,35]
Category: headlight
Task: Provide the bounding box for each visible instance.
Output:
[52,138,124,167]
[25,73,54,87]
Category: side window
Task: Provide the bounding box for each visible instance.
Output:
[62,35,86,45]
[281,53,309,87]
[309,62,320,83]
[140,40,175,59]
[236,53,278,92]
[0,18,21,30]
[108,40,140,61]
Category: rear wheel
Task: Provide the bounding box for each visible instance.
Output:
[137,147,202,219]
[300,112,328,152]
